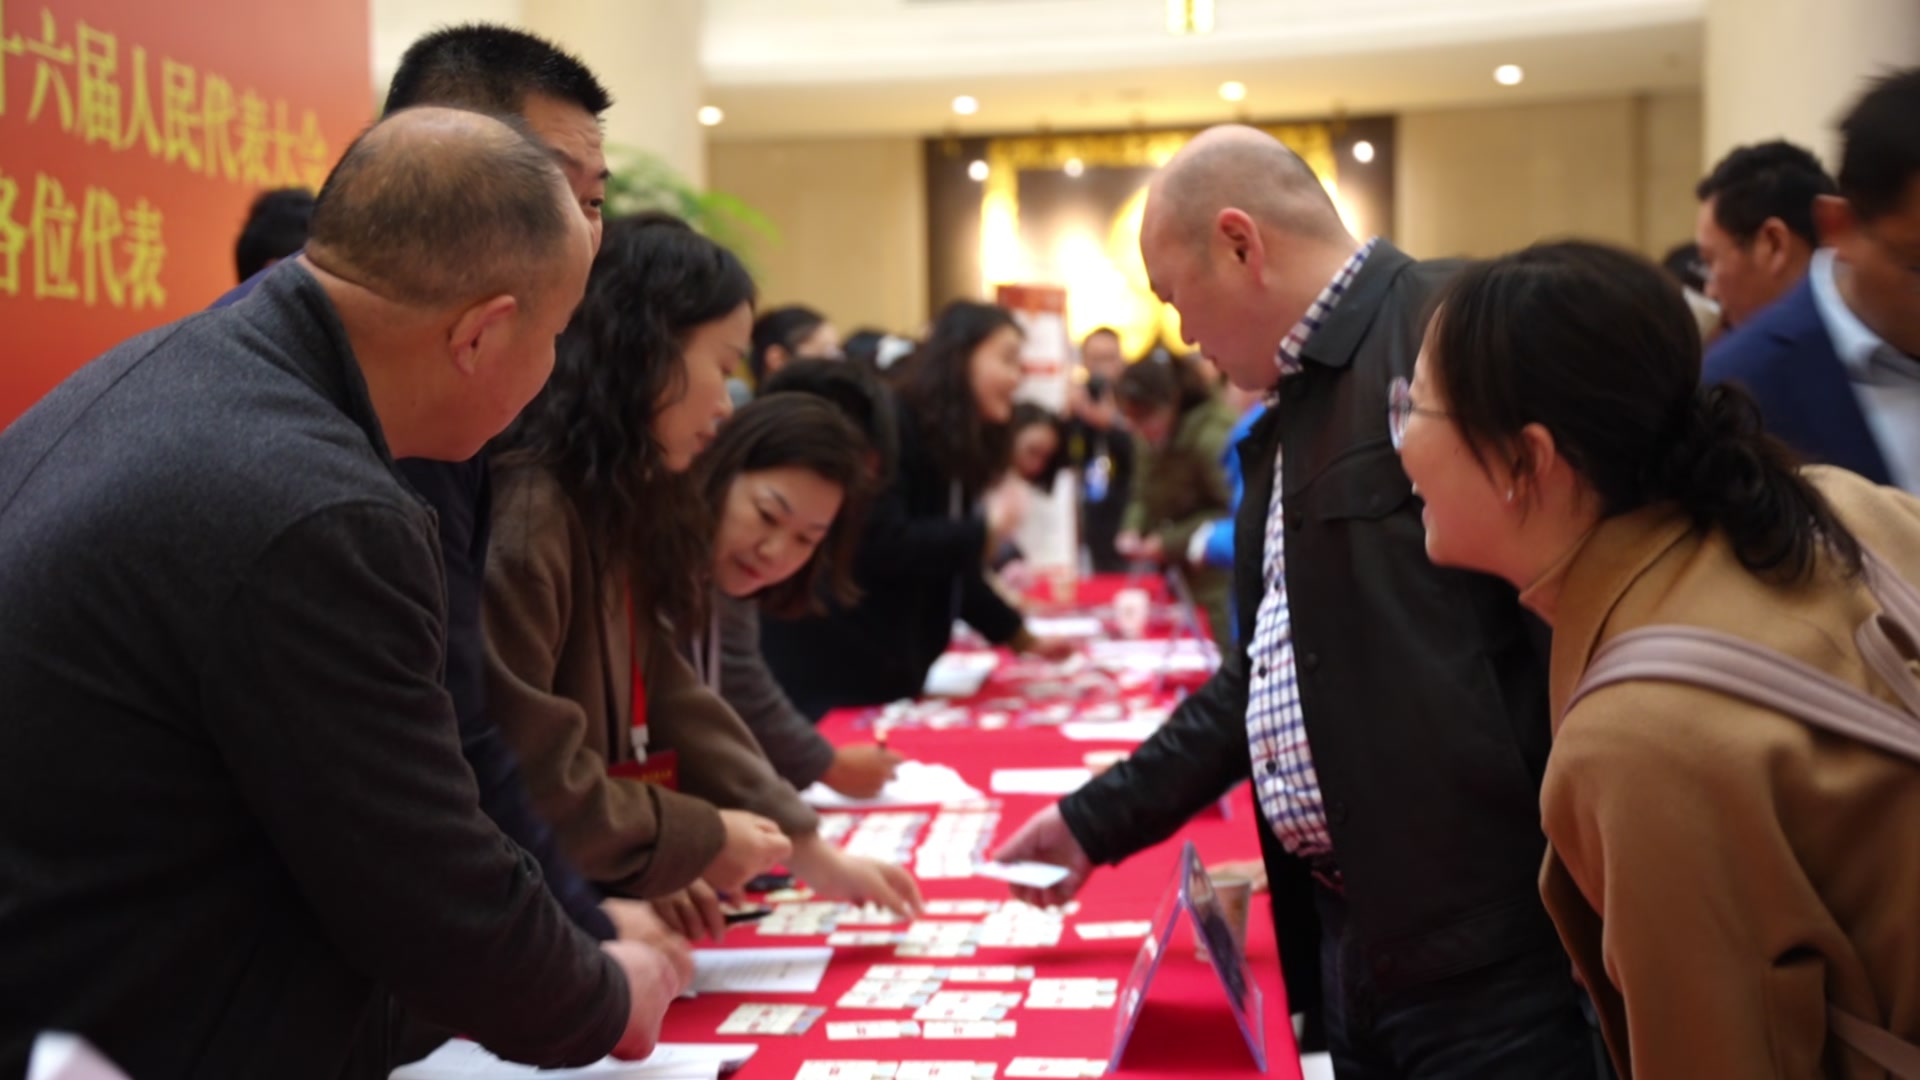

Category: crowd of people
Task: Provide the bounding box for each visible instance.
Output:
[0,16,1916,1080]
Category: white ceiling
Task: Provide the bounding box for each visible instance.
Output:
[701,0,1703,138]
[369,0,1705,141]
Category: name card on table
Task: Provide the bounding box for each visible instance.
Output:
[1107,841,1268,1073]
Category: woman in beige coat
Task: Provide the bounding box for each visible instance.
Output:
[485,214,922,939]
[1393,240,1919,1077]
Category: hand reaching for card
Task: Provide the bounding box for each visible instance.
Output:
[601,896,697,976]
[646,879,728,943]
[990,804,1095,908]
[788,832,926,921]
[603,938,690,1060]
[821,743,903,798]
[702,808,792,893]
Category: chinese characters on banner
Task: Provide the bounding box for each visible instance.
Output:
[0,0,370,424]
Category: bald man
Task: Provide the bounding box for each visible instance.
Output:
[997,127,1605,1078]
[0,108,682,1079]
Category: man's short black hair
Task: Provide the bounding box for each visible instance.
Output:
[1660,241,1707,293]
[1695,140,1835,248]
[1838,67,1920,223]
[383,23,612,118]
[233,187,314,282]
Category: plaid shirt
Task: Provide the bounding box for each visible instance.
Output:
[1245,238,1376,861]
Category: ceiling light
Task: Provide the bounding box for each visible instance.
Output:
[1494,64,1524,86]
[696,105,724,127]
[952,95,979,116]
[1351,140,1375,164]
[1167,0,1214,34]
[968,159,989,182]
[1217,80,1246,103]
[1064,158,1085,178]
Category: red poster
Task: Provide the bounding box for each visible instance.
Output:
[0,0,371,425]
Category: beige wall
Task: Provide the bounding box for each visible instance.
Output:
[1706,0,1919,168]
[708,138,929,336]
[1395,90,1703,261]
[711,92,1702,327]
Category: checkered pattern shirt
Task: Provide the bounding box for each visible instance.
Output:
[1246,238,1376,860]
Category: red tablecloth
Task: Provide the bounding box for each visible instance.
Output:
[657,576,1298,1080]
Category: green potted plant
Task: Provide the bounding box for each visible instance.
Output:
[603,145,775,267]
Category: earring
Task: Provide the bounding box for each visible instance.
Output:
[1504,487,1516,504]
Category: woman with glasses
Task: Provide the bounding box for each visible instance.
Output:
[1394,239,1920,1076]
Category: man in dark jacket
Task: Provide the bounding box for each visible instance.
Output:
[995,126,1602,1078]
[0,109,680,1079]
[213,23,648,951]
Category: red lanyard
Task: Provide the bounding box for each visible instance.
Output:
[627,589,647,741]
[609,590,676,789]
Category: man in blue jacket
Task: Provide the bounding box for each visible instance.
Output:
[1703,68,1920,491]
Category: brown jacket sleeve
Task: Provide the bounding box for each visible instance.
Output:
[483,470,726,898]
[644,621,821,837]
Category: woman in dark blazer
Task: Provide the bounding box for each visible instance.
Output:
[761,300,1072,718]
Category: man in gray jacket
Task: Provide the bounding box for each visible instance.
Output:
[0,108,680,1078]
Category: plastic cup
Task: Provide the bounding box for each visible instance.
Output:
[1113,587,1150,638]
[1198,874,1255,961]
[1047,565,1079,607]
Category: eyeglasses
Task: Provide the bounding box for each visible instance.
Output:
[1386,376,1449,450]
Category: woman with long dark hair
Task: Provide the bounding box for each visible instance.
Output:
[1394,240,1920,1075]
[761,300,1073,718]
[484,213,918,940]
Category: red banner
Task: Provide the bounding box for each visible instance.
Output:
[0,0,371,425]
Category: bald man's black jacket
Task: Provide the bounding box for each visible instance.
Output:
[0,263,627,1079]
[1058,241,1569,1014]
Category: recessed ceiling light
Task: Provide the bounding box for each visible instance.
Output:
[1494,64,1524,86]
[1352,140,1375,164]
[1167,0,1214,34]
[1217,80,1246,103]
[952,95,979,116]
[1064,158,1085,178]
[968,159,989,182]
[697,105,724,127]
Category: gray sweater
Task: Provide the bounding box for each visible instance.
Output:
[693,591,838,789]
[0,263,626,1079]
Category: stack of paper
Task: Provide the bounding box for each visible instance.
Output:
[988,768,1092,796]
[922,652,1000,697]
[392,1041,755,1080]
[800,761,983,809]
[690,948,831,994]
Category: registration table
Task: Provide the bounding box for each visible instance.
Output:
[654,575,1304,1080]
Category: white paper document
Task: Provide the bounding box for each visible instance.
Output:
[801,761,984,809]
[690,947,832,994]
[973,861,1072,889]
[1058,718,1163,743]
[1023,616,1104,639]
[391,1040,754,1079]
[989,768,1092,796]
[922,651,1000,697]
